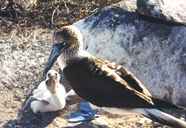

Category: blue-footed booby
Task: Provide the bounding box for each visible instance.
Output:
[44,25,186,128]
[31,70,67,113]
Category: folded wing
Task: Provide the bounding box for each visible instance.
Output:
[64,57,155,108]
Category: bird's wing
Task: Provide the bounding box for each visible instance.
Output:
[32,81,47,95]
[32,83,52,101]
[64,57,154,108]
[97,58,152,97]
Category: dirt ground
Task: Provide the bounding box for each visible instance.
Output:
[0,28,185,128]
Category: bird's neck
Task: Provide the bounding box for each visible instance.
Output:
[46,78,60,94]
[49,83,63,95]
[77,50,91,58]
[57,49,90,70]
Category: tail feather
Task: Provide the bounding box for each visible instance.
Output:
[152,98,183,110]
[133,108,186,128]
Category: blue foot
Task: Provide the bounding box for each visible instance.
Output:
[67,101,98,123]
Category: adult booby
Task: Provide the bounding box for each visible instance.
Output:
[31,70,67,113]
[44,25,186,127]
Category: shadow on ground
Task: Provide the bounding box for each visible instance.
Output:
[2,98,59,128]
[2,97,108,128]
[64,123,108,128]
[3,110,108,128]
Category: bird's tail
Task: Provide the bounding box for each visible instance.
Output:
[133,108,186,128]
[152,97,183,109]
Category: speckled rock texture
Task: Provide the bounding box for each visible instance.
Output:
[137,0,186,25]
[75,1,186,106]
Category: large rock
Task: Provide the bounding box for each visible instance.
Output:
[137,0,186,25]
[74,1,186,106]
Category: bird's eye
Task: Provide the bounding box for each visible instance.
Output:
[48,73,51,78]
[55,72,58,79]
[62,41,67,46]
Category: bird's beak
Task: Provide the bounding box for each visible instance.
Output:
[43,43,66,77]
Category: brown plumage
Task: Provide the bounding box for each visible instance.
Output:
[64,56,178,109]
[44,25,186,128]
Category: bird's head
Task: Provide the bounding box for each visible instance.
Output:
[46,70,60,93]
[44,25,83,75]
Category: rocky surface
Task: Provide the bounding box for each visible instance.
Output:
[137,0,186,25]
[0,29,51,127]
[75,0,186,106]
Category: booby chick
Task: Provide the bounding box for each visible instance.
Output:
[31,70,67,113]
[44,25,186,128]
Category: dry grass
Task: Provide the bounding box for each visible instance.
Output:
[0,0,122,33]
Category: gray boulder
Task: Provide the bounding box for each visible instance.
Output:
[137,0,186,25]
[74,1,186,106]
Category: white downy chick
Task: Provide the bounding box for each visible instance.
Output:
[30,70,67,113]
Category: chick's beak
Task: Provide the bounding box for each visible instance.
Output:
[43,43,66,77]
